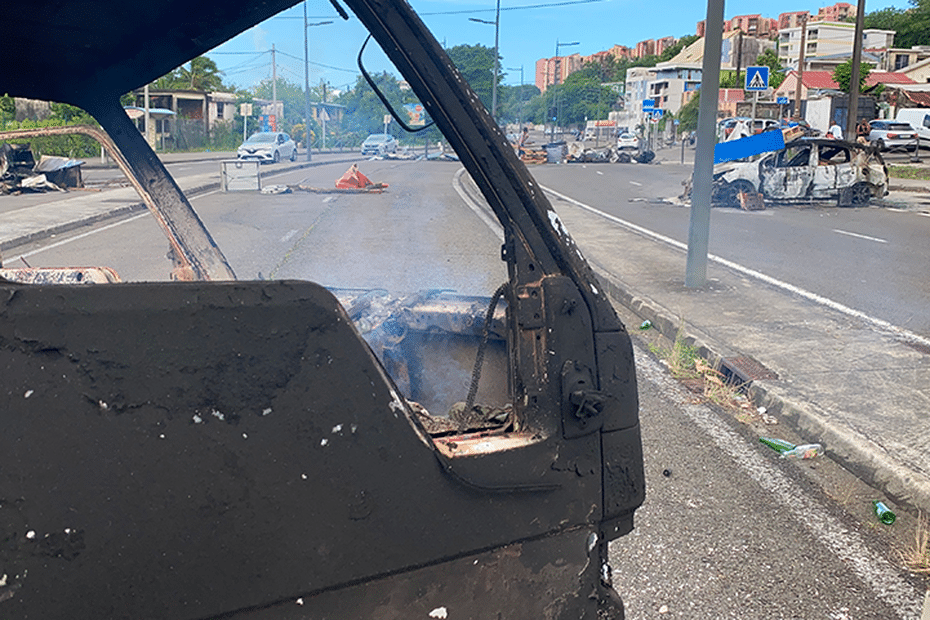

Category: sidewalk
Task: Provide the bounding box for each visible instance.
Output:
[0,152,356,252]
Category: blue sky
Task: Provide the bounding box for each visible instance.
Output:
[206,0,906,93]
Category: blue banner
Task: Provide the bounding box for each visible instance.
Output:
[714,131,785,164]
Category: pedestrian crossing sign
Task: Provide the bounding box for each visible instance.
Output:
[745,66,769,91]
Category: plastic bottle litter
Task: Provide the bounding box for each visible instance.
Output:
[781,443,823,460]
[759,437,795,454]
[759,437,823,459]
[872,500,896,525]
[639,320,652,330]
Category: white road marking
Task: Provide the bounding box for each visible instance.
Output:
[6,188,220,262]
[280,229,298,243]
[629,180,643,186]
[539,183,930,350]
[833,228,888,244]
[636,351,922,620]
[596,170,604,175]
[453,168,504,240]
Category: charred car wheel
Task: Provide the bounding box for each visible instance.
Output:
[714,179,755,208]
[849,182,873,207]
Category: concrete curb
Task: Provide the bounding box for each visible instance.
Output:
[591,262,930,516]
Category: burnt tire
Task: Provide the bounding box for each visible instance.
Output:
[617,152,632,164]
[714,179,755,208]
[849,182,873,207]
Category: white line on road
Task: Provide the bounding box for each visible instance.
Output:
[636,352,922,620]
[596,170,604,175]
[628,180,643,186]
[833,228,888,244]
[453,168,504,241]
[280,229,298,243]
[539,183,930,350]
[5,188,221,263]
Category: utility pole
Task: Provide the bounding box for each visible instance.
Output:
[303,3,311,161]
[735,30,743,86]
[507,65,524,125]
[685,0,724,288]
[793,15,807,120]
[272,43,278,131]
[492,0,500,120]
[846,0,867,140]
[302,10,332,161]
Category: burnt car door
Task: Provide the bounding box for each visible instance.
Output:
[0,1,643,619]
[759,142,815,200]
[811,142,852,197]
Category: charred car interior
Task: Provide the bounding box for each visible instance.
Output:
[0,2,644,618]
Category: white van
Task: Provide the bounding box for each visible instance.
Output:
[895,108,930,146]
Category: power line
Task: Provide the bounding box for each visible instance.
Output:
[276,48,357,73]
[271,0,609,19]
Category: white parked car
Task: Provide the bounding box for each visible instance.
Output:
[867,120,919,151]
[616,133,640,150]
[237,132,297,163]
[360,133,399,155]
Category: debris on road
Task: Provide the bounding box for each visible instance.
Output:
[519,148,548,164]
[0,143,85,194]
[759,437,823,459]
[334,164,388,192]
[782,443,823,459]
[760,437,799,454]
[872,500,896,525]
[640,320,652,330]
[260,184,291,195]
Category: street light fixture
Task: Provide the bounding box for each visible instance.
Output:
[552,39,579,140]
[304,1,332,161]
[467,0,500,120]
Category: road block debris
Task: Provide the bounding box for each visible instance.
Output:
[335,164,388,191]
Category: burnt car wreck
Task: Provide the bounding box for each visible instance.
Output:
[709,138,889,208]
[0,1,644,619]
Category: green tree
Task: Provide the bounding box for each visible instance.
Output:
[252,77,308,132]
[152,56,228,91]
[864,0,930,49]
[446,44,500,111]
[676,91,700,132]
[497,83,541,124]
[755,49,785,89]
[544,68,618,126]
[832,59,872,93]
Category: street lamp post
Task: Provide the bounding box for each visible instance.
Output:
[552,39,579,140]
[468,0,500,120]
[507,65,524,126]
[303,2,332,162]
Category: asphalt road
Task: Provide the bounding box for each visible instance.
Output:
[530,161,930,341]
[6,156,927,618]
